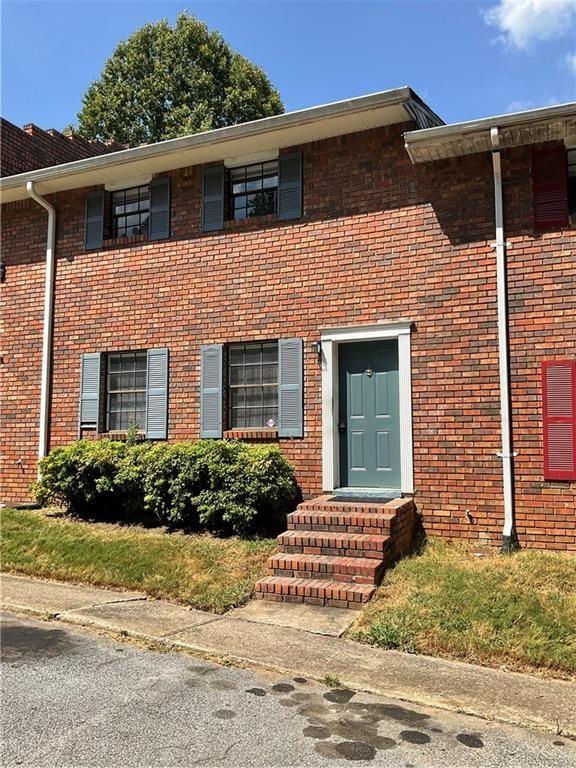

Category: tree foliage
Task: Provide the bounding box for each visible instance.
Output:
[74,13,284,147]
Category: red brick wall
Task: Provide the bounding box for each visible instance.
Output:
[1,118,123,176]
[1,123,574,549]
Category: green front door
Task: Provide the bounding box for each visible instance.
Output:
[338,340,401,489]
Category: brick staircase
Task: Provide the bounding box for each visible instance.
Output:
[255,495,415,610]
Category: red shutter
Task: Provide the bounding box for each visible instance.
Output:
[532,146,569,230]
[542,361,576,481]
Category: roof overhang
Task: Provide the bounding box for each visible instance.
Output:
[1,87,442,204]
[404,102,576,163]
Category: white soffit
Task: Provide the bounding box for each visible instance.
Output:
[405,102,576,163]
[1,88,439,203]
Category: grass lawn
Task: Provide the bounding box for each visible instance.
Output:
[1,507,276,614]
[350,538,576,680]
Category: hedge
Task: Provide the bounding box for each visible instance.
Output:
[33,439,299,536]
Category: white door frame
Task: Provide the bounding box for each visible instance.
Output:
[320,320,414,494]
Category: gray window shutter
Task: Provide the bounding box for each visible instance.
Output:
[146,348,169,439]
[278,338,303,437]
[202,166,225,233]
[278,152,302,221]
[200,344,223,438]
[79,353,101,431]
[85,190,105,250]
[149,177,170,240]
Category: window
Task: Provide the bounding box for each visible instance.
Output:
[568,148,576,215]
[107,351,147,431]
[228,342,278,428]
[229,161,278,220]
[111,185,150,239]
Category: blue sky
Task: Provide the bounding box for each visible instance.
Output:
[2,0,575,131]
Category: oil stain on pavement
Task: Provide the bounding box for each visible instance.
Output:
[1,623,78,665]
[3,615,574,767]
[230,673,496,761]
[456,733,484,748]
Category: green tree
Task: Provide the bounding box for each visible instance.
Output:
[74,13,284,147]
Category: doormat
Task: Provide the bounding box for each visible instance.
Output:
[328,496,394,504]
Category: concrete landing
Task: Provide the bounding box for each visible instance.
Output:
[230,599,355,637]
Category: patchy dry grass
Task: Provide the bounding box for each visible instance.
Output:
[1,507,276,613]
[349,538,576,679]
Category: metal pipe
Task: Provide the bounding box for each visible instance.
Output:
[25,181,56,471]
[490,128,516,552]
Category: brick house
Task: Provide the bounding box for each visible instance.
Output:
[0,117,123,176]
[1,89,575,587]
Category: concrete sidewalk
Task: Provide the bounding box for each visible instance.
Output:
[2,572,575,738]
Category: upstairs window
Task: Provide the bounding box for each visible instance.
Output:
[568,148,576,215]
[228,161,278,220]
[228,342,279,428]
[201,154,301,233]
[106,351,147,431]
[111,185,150,239]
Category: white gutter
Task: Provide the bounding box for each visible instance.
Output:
[405,101,576,148]
[490,128,516,551]
[1,88,440,201]
[25,181,56,470]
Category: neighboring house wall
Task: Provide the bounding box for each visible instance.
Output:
[1,123,574,549]
[0,118,122,176]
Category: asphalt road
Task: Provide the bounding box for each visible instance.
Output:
[1,612,574,767]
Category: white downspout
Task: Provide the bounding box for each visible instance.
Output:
[490,127,516,551]
[25,181,56,472]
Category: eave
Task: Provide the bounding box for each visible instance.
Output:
[0,88,442,204]
[404,102,576,163]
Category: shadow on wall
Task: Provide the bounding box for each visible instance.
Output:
[2,127,552,273]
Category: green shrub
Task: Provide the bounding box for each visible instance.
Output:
[138,442,208,529]
[34,439,299,536]
[140,440,298,535]
[33,440,136,518]
[193,441,299,535]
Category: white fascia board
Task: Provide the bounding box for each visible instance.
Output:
[1,87,417,202]
[405,102,576,162]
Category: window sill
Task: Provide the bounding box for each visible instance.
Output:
[101,233,149,249]
[223,429,278,440]
[101,430,146,442]
[223,213,277,232]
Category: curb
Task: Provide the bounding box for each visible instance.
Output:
[3,603,574,739]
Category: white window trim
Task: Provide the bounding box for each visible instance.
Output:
[105,176,152,192]
[224,150,279,168]
[320,320,414,494]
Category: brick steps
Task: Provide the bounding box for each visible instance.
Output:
[278,529,391,559]
[287,509,396,534]
[297,495,398,514]
[255,576,376,610]
[268,552,386,584]
[255,495,416,610]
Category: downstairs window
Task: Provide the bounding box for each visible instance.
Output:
[228,342,279,428]
[106,351,148,431]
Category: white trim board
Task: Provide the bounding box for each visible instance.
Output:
[320,321,414,494]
